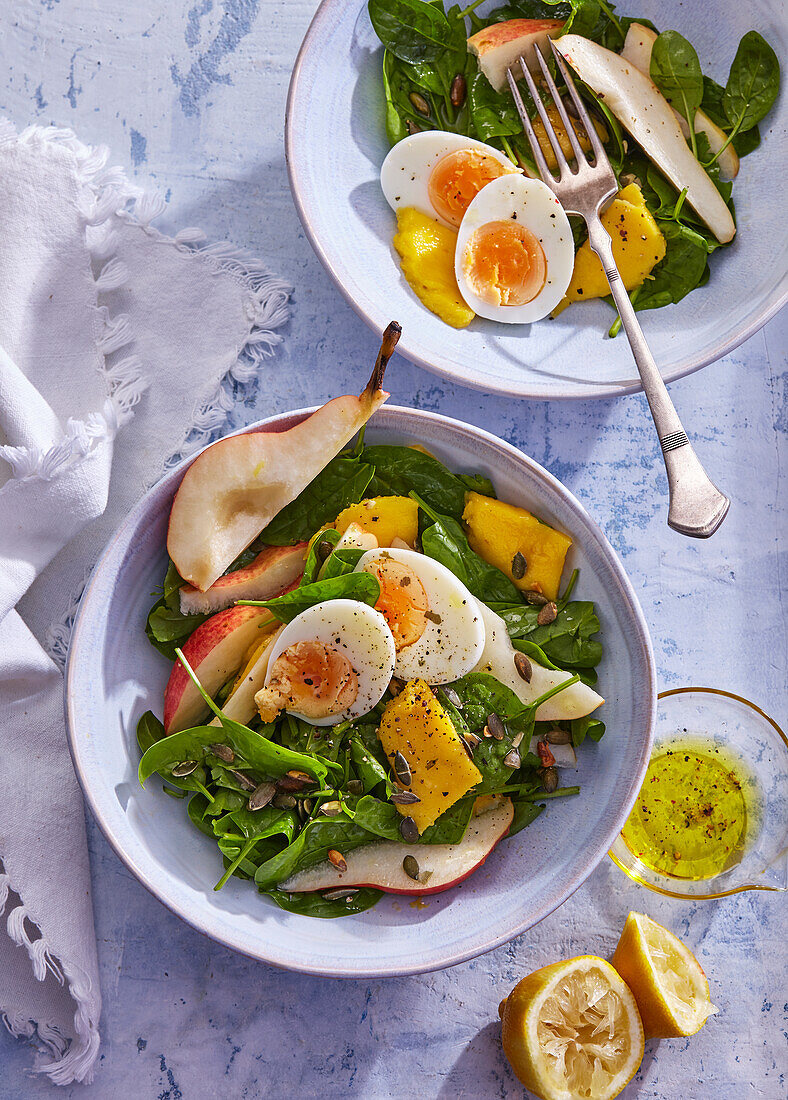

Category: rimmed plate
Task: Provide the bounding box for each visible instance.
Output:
[285,0,787,399]
[66,405,656,976]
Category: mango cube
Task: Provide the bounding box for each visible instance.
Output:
[463,491,571,601]
[378,679,481,833]
[336,496,419,548]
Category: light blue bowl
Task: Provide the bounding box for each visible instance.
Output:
[66,407,655,976]
[286,0,787,399]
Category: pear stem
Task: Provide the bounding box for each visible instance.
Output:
[365,321,401,396]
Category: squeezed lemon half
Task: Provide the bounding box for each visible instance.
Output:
[499,956,644,1100]
[611,912,718,1039]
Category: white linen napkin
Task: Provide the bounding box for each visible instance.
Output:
[0,118,292,1083]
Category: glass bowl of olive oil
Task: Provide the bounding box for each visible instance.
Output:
[610,688,788,898]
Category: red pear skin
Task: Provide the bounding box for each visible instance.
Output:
[179,542,307,615]
[163,604,276,734]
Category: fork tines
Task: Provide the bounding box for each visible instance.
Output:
[506,40,608,180]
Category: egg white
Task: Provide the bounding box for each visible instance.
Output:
[455,175,574,322]
[355,548,485,685]
[380,131,520,229]
[263,599,396,726]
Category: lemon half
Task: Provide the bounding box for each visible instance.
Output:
[499,956,644,1100]
[611,912,718,1039]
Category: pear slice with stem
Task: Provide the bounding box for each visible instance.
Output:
[168,322,401,591]
[554,35,735,243]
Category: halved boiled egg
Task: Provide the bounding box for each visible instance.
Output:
[380,131,521,229]
[355,548,485,684]
[455,175,574,322]
[255,600,396,726]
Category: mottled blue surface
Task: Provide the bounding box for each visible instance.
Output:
[1,1,786,1096]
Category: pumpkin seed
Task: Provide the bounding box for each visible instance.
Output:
[248,782,276,811]
[511,551,527,579]
[409,91,430,116]
[402,855,420,881]
[273,793,297,810]
[322,888,359,901]
[277,769,316,792]
[391,790,421,805]
[537,601,558,626]
[209,743,234,763]
[424,611,442,625]
[526,590,548,606]
[450,73,466,108]
[327,849,347,873]
[459,735,475,760]
[546,727,572,745]
[399,816,419,842]
[464,731,482,748]
[388,677,404,697]
[514,652,532,683]
[320,800,343,817]
[504,749,521,770]
[406,120,421,136]
[302,798,313,815]
[393,750,412,785]
[317,539,334,562]
[511,729,525,749]
[229,768,256,791]
[443,686,462,709]
[347,779,364,797]
[485,713,506,741]
[171,760,199,777]
[541,766,559,793]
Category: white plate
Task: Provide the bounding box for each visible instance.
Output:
[66,406,655,976]
[286,0,787,399]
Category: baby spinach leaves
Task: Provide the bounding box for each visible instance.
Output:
[266,888,383,917]
[368,0,454,65]
[145,560,207,660]
[261,452,374,545]
[720,31,780,153]
[650,31,703,156]
[362,444,469,519]
[239,572,380,623]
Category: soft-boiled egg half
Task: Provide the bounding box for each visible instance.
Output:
[380,131,521,229]
[255,600,396,726]
[455,175,574,322]
[355,548,485,684]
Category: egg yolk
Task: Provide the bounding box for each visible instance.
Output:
[364,558,429,650]
[462,220,547,307]
[428,150,514,228]
[255,641,358,722]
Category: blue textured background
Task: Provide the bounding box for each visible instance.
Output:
[1,1,786,1096]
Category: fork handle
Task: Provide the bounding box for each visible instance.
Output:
[586,220,730,539]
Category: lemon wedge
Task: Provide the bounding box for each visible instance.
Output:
[499,956,644,1100]
[611,912,718,1039]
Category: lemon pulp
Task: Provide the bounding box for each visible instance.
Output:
[622,740,751,880]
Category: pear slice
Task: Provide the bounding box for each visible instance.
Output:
[621,24,739,182]
[554,35,735,243]
[168,323,401,591]
[473,601,604,722]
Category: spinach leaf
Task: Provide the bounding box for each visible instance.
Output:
[496,601,602,668]
[509,799,544,835]
[512,638,560,671]
[383,50,409,145]
[187,793,220,838]
[550,0,602,40]
[569,714,606,746]
[458,472,496,497]
[701,76,760,157]
[414,495,524,604]
[321,547,366,580]
[634,221,709,311]
[254,811,382,890]
[279,713,347,763]
[139,723,331,787]
[467,71,526,142]
[649,31,703,150]
[240,572,380,623]
[368,0,453,65]
[362,444,469,518]
[261,453,375,545]
[137,710,165,755]
[265,888,382,917]
[723,31,780,136]
[350,736,390,793]
[301,529,340,586]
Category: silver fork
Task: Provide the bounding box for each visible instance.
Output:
[506,42,729,539]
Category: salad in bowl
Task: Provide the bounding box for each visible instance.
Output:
[138,326,607,917]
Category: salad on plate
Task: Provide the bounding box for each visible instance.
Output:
[369,0,780,332]
[137,326,606,918]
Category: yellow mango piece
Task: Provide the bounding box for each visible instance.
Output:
[563,183,666,304]
[532,103,608,173]
[378,679,481,833]
[463,491,571,602]
[392,207,475,329]
[335,496,419,548]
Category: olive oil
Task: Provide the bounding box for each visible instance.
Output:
[621,739,754,881]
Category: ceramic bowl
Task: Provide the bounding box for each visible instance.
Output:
[286,0,787,400]
[66,406,656,976]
